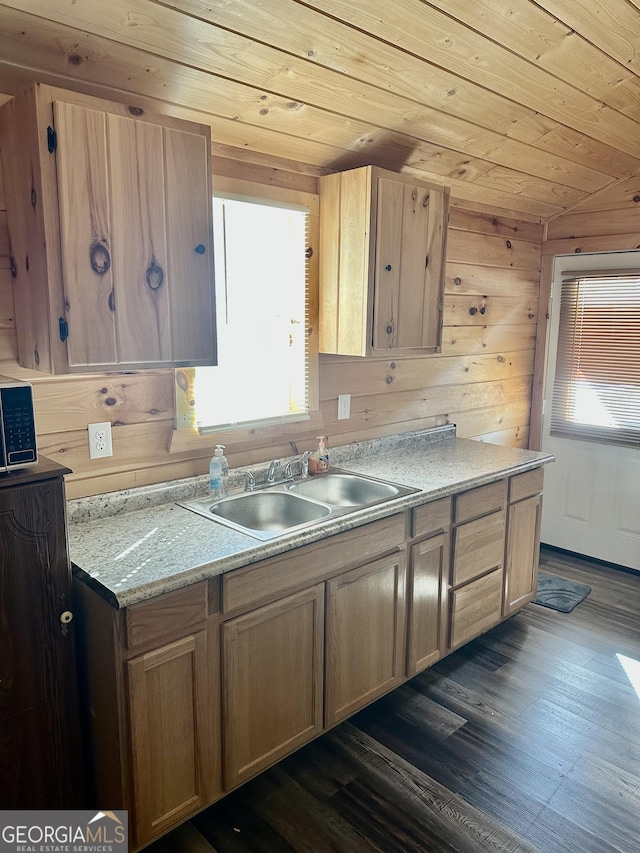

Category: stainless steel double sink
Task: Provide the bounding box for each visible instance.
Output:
[178,469,418,540]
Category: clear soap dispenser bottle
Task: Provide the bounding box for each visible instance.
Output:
[209,445,227,499]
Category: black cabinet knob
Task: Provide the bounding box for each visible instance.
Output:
[195,244,207,255]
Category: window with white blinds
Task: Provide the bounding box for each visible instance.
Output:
[195,196,311,432]
[551,269,640,446]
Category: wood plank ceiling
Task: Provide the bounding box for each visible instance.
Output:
[1,0,640,221]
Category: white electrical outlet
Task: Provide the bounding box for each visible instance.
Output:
[337,393,351,420]
[88,421,113,459]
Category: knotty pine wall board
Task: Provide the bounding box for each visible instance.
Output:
[0,159,541,498]
[470,425,530,448]
[547,206,640,240]
[319,378,533,439]
[31,372,176,434]
[440,325,536,356]
[447,230,542,270]
[446,265,540,299]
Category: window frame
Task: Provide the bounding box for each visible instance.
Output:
[550,262,640,448]
[171,176,319,446]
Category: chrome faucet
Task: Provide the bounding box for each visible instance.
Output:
[285,450,311,479]
[243,470,256,491]
[266,459,283,484]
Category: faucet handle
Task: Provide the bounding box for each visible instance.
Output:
[243,471,256,491]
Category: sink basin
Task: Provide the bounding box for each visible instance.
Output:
[178,468,418,540]
[288,472,400,506]
[179,489,331,539]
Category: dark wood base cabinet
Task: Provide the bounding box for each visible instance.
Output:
[0,458,80,807]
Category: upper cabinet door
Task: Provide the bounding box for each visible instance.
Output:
[0,84,217,373]
[319,165,449,358]
[107,113,171,365]
[54,102,117,367]
[164,127,217,365]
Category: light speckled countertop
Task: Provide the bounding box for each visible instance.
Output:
[68,427,553,608]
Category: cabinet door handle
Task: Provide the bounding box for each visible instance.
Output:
[195,244,207,255]
[90,242,111,275]
[145,262,164,291]
[385,264,392,271]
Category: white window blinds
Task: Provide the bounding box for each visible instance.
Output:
[551,269,640,447]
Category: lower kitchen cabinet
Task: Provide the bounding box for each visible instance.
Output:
[449,481,507,651]
[74,469,548,850]
[406,532,449,675]
[127,629,220,846]
[503,468,544,615]
[222,584,324,788]
[450,567,504,650]
[325,552,406,725]
[75,579,222,850]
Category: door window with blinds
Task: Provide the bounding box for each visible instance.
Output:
[194,195,311,431]
[551,268,640,446]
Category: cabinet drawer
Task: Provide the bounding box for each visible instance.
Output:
[454,480,506,524]
[452,510,505,587]
[222,513,406,613]
[509,467,544,503]
[126,582,208,651]
[411,497,451,539]
[450,568,503,651]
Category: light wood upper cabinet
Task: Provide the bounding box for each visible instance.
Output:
[319,165,449,357]
[0,84,217,373]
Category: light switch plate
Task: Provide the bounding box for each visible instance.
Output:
[337,393,351,420]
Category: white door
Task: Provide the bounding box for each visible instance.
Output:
[540,251,640,570]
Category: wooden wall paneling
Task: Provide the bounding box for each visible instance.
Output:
[319,377,533,439]
[451,400,531,438]
[446,264,540,299]
[541,234,640,257]
[210,156,319,195]
[447,230,542,269]
[448,208,544,242]
[443,295,537,326]
[547,206,640,240]
[320,350,534,400]
[553,172,640,214]
[529,254,554,451]
[440,325,536,356]
[31,372,176,434]
[469,425,530,447]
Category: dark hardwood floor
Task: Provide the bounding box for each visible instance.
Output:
[147,547,640,852]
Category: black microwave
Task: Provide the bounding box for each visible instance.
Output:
[0,376,38,471]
